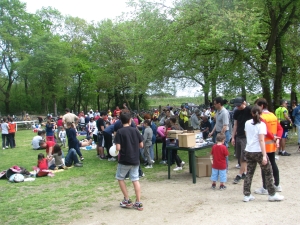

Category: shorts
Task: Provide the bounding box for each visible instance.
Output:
[281,129,288,139]
[235,136,247,162]
[97,133,104,147]
[210,168,227,183]
[115,164,139,182]
[93,134,98,143]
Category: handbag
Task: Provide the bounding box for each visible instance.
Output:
[280,120,292,129]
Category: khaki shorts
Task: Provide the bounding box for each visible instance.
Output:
[235,137,247,162]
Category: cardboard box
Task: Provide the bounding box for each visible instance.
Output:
[187,130,201,134]
[177,133,196,148]
[196,155,212,177]
[167,130,184,139]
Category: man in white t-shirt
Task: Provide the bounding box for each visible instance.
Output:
[32,130,46,150]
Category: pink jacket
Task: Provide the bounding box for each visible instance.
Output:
[157,126,166,138]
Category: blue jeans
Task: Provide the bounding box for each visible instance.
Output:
[150,144,154,160]
[296,125,300,144]
[65,148,79,166]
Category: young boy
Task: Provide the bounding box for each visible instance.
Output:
[143,119,153,169]
[114,110,144,211]
[211,133,229,190]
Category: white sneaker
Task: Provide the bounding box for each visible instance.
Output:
[145,165,153,169]
[173,166,182,171]
[151,160,155,164]
[159,160,167,165]
[181,161,185,167]
[235,164,241,169]
[275,156,279,160]
[274,185,282,192]
[108,157,116,162]
[243,195,255,202]
[254,187,268,195]
[268,193,284,201]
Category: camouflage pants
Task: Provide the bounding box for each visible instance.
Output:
[243,151,276,196]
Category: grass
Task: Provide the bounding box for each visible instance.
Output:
[0,129,298,224]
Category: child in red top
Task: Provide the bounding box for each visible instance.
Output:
[35,153,54,177]
[210,133,229,190]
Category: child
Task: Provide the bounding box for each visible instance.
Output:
[114,110,144,211]
[51,144,68,170]
[210,133,229,190]
[243,105,284,202]
[143,120,153,169]
[35,153,54,177]
[59,127,67,147]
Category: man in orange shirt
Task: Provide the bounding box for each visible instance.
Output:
[254,98,283,194]
[8,117,16,148]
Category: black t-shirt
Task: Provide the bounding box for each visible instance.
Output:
[96,118,106,132]
[233,106,252,138]
[114,126,143,165]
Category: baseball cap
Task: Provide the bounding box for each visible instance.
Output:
[234,97,245,107]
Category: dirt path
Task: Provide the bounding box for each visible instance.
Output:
[71,145,300,225]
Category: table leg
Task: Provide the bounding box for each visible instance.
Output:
[155,142,158,161]
[191,151,196,184]
[188,151,192,173]
[168,148,171,179]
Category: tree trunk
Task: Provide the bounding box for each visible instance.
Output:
[273,38,284,110]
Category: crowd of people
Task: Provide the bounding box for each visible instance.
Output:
[1,97,300,209]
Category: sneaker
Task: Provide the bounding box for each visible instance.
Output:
[243,195,255,202]
[220,185,227,190]
[99,156,107,160]
[233,175,242,184]
[80,157,84,161]
[241,173,246,179]
[274,185,282,192]
[5,146,8,149]
[145,165,153,169]
[235,164,241,169]
[180,161,185,167]
[268,193,284,201]
[281,151,291,156]
[173,166,182,171]
[74,163,83,167]
[254,187,268,195]
[211,184,216,190]
[139,173,145,178]
[2,148,5,150]
[151,160,155,164]
[108,157,116,162]
[275,155,279,160]
[133,202,143,211]
[159,160,167,165]
[120,198,133,208]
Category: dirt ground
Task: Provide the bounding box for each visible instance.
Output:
[71,145,300,225]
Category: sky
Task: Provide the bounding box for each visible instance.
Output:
[22,0,132,22]
[21,0,199,97]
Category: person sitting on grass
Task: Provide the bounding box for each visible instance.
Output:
[115,110,144,211]
[39,139,55,156]
[51,144,68,170]
[210,133,229,190]
[32,130,46,150]
[64,148,83,167]
[34,153,54,177]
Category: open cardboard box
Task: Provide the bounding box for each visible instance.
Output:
[167,130,184,139]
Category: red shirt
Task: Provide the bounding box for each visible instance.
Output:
[37,158,49,176]
[57,118,63,127]
[46,141,56,154]
[211,144,229,170]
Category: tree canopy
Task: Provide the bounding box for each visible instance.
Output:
[0,0,299,115]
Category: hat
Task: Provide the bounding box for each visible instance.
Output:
[234,97,245,107]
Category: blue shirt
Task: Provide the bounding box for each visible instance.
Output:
[292,105,300,126]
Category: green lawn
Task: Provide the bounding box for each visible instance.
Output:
[0,129,297,224]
